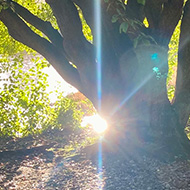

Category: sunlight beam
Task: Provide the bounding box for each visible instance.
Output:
[95,0,102,112]
[94,1,103,189]
[111,73,153,115]
[98,137,103,189]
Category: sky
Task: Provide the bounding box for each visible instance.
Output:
[0,65,78,102]
[42,66,78,102]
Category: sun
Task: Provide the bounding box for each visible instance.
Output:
[81,114,108,134]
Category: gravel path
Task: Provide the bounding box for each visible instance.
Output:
[1,133,190,189]
[103,153,190,190]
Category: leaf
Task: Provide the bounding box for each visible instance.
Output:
[119,22,128,33]
[111,14,119,23]
[137,0,146,6]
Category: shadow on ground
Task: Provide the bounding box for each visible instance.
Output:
[0,144,54,188]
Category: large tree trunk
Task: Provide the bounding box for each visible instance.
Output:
[1,0,190,160]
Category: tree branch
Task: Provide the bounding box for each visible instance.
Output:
[0,8,82,91]
[158,0,184,44]
[11,1,64,50]
[173,0,190,127]
[45,0,95,71]
[46,0,83,40]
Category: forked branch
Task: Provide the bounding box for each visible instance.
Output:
[11,1,64,50]
[46,0,95,71]
[0,8,82,91]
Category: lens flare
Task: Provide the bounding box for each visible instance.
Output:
[81,114,108,134]
[95,0,102,111]
[94,0,103,189]
[98,137,103,189]
[91,114,108,133]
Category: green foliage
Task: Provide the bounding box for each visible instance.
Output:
[0,1,54,137]
[137,0,146,6]
[167,21,181,101]
[0,54,51,137]
[48,93,84,132]
[77,6,93,43]
[143,17,149,28]
[0,53,88,138]
[106,0,150,45]
[119,22,128,33]
[167,86,175,101]
[111,14,119,23]
[0,55,86,137]
[133,32,157,48]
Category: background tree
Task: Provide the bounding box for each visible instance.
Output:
[0,0,190,158]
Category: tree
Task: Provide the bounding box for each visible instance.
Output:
[0,0,190,158]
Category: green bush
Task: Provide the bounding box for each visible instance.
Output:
[46,93,84,132]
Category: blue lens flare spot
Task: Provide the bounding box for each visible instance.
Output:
[152,67,159,73]
[151,53,160,64]
[151,53,158,60]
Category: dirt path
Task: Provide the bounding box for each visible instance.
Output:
[1,131,190,190]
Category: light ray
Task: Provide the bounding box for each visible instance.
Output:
[112,47,168,116]
[95,0,102,111]
[94,0,103,189]
[98,137,103,189]
[108,49,169,166]
[112,73,153,116]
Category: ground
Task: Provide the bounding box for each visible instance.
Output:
[1,128,190,190]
